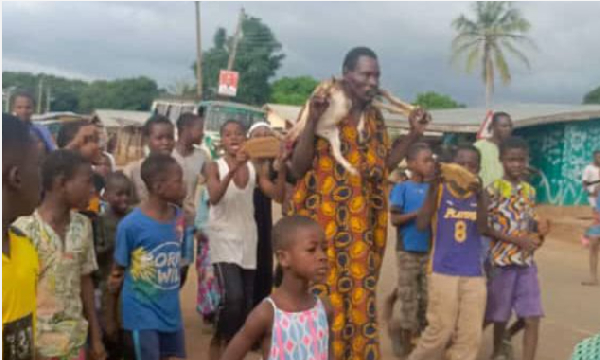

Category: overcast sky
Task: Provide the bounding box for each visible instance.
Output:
[2,1,599,106]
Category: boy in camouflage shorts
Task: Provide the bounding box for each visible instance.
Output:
[385,143,435,357]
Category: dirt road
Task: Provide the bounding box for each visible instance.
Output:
[180,222,600,360]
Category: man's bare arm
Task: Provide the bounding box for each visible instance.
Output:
[387,108,429,170]
[288,96,330,180]
[387,132,422,170]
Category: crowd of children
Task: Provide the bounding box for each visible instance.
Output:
[386,138,552,360]
[2,90,598,360]
[2,98,292,360]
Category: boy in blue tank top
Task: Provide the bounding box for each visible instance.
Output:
[407,144,488,360]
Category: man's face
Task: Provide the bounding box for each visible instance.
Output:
[343,55,380,104]
[12,97,35,122]
[493,116,513,141]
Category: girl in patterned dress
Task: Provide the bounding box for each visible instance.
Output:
[220,216,333,360]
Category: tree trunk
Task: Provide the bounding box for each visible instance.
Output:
[485,75,493,110]
[484,45,494,111]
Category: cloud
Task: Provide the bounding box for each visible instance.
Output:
[2,1,600,106]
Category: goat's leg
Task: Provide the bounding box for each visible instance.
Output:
[357,112,366,143]
[325,128,359,176]
[372,99,412,117]
[379,90,415,113]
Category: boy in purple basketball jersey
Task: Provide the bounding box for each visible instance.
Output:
[407,144,489,360]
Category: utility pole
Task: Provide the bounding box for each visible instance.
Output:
[4,86,16,112]
[46,86,52,113]
[195,1,203,100]
[37,77,44,114]
[227,8,245,71]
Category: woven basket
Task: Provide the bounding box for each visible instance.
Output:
[242,136,281,159]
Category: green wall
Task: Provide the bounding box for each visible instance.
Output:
[516,119,600,206]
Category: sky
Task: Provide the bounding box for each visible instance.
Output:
[2,1,600,106]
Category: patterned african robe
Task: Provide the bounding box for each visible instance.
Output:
[288,106,389,360]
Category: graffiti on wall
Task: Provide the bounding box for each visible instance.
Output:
[517,119,600,206]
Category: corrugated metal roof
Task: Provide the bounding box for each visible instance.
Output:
[200,100,264,113]
[93,109,152,127]
[32,111,83,122]
[265,103,600,133]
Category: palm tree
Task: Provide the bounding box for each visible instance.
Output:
[451,2,537,108]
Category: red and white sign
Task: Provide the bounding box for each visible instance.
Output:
[218,70,239,97]
[476,109,495,140]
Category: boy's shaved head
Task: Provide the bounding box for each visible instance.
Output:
[500,136,529,157]
[454,143,481,164]
[140,153,178,190]
[2,113,35,167]
[143,114,173,137]
[105,171,133,194]
[406,142,431,162]
[41,150,88,191]
[272,216,322,251]
[3,113,42,220]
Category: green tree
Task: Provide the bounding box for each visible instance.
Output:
[195,27,230,99]
[194,14,285,105]
[164,79,197,98]
[413,91,465,109]
[451,1,536,108]
[78,77,158,112]
[269,76,319,106]
[3,72,159,113]
[2,72,87,112]
[583,86,600,104]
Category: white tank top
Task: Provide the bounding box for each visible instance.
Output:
[206,159,258,269]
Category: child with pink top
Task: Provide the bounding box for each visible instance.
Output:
[220,216,333,360]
